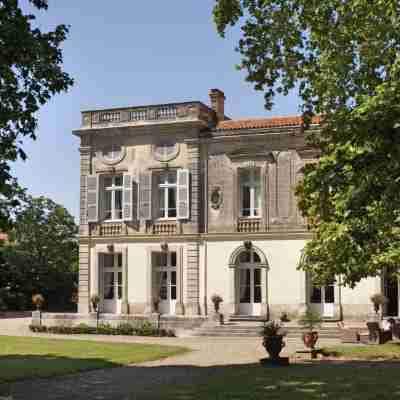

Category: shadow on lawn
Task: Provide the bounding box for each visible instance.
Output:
[5,358,400,400]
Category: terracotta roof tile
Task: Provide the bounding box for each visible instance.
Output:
[215,115,321,131]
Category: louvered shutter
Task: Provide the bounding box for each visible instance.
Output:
[177,169,190,219]
[86,175,99,222]
[139,171,152,220]
[123,174,133,221]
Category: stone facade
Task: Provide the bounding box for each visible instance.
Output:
[71,89,399,323]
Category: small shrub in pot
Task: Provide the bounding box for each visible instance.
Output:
[370,293,388,315]
[298,310,322,349]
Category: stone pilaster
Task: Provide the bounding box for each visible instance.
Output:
[79,143,91,236]
[187,140,200,234]
[186,242,200,315]
[78,243,90,313]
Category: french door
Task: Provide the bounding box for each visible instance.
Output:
[155,269,177,315]
[310,282,335,318]
[238,267,262,316]
[102,253,123,314]
[153,251,177,315]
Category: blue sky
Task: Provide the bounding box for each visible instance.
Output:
[14,1,300,220]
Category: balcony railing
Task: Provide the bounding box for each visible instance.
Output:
[92,222,127,236]
[237,218,262,233]
[81,102,212,128]
[152,222,177,235]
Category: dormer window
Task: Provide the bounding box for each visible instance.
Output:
[239,168,261,218]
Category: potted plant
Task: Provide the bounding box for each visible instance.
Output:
[280,311,290,323]
[261,321,286,362]
[370,293,388,318]
[211,294,224,324]
[153,296,161,314]
[32,293,45,310]
[298,310,322,349]
[91,294,100,328]
[32,294,45,327]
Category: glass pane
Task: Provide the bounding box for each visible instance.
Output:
[159,188,165,218]
[170,252,177,267]
[171,286,177,300]
[253,252,261,263]
[118,272,122,285]
[240,169,250,184]
[254,286,262,303]
[171,271,176,285]
[104,191,112,219]
[104,286,114,300]
[254,269,261,285]
[114,175,123,186]
[239,251,251,264]
[103,254,114,268]
[325,285,335,303]
[168,171,177,184]
[240,269,251,285]
[118,286,122,299]
[117,253,123,267]
[242,187,251,216]
[311,286,322,303]
[103,176,112,188]
[159,286,167,300]
[115,190,122,218]
[159,171,168,185]
[160,271,168,284]
[254,186,261,215]
[240,286,251,303]
[104,271,114,285]
[168,187,177,217]
[156,253,167,267]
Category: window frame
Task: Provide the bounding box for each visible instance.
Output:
[103,174,124,222]
[239,168,262,218]
[157,170,178,220]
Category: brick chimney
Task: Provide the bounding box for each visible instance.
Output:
[209,88,226,122]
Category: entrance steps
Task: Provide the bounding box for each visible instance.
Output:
[191,320,343,338]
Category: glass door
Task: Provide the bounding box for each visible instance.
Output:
[102,253,123,313]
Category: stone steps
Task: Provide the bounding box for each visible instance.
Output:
[191,323,342,338]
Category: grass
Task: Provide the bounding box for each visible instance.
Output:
[0,335,188,383]
[322,342,400,360]
[138,361,400,400]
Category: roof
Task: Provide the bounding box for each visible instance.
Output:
[215,115,321,131]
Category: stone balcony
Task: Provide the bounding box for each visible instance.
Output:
[237,218,263,233]
[80,102,214,130]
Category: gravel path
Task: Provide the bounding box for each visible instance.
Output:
[0,318,340,400]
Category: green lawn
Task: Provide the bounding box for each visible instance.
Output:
[0,336,188,383]
[322,342,400,360]
[140,362,400,400]
[138,343,400,400]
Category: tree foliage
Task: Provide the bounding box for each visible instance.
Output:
[0,0,73,230]
[0,196,78,311]
[214,0,400,287]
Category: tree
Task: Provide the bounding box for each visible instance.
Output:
[213,1,400,287]
[0,196,78,310]
[0,0,73,230]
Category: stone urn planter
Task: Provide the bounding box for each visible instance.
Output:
[302,331,319,349]
[210,294,224,325]
[260,321,289,366]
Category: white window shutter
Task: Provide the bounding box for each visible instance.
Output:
[177,169,190,219]
[139,171,152,220]
[86,175,99,223]
[122,174,133,221]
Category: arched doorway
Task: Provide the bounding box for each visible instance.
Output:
[230,245,269,316]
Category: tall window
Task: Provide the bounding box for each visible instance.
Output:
[158,170,177,219]
[103,175,123,220]
[239,168,261,217]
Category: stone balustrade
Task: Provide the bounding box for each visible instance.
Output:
[81,102,212,128]
[237,218,262,233]
[98,222,125,236]
[152,222,177,235]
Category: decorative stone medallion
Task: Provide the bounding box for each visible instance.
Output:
[210,186,223,210]
[153,142,180,162]
[98,144,126,165]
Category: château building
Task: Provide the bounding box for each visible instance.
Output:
[72,89,399,323]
